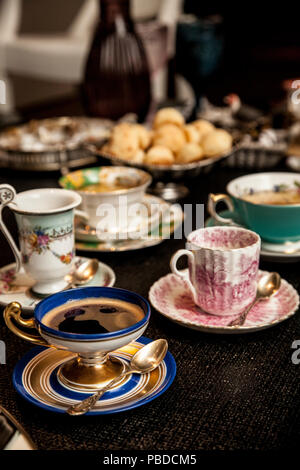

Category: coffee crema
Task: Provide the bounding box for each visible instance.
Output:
[242,188,300,205]
[42,297,145,335]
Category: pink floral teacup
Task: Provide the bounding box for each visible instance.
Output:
[170,226,261,316]
[0,185,82,295]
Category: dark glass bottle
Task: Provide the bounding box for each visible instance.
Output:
[82,0,151,122]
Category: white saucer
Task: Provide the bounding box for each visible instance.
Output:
[149,270,299,334]
[75,194,167,242]
[261,239,300,253]
[0,256,116,313]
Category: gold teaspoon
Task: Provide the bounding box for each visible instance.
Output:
[67,339,168,416]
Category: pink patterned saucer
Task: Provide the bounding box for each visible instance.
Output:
[149,270,299,334]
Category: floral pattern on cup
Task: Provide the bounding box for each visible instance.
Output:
[53,250,75,265]
[0,268,15,294]
[19,225,73,265]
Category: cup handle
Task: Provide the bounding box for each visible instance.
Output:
[208,193,235,225]
[0,185,22,272]
[74,208,89,222]
[170,249,198,304]
[3,302,49,347]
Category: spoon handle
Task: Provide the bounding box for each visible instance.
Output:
[67,371,130,416]
[229,298,259,327]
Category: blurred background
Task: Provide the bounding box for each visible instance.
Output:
[0,0,299,123]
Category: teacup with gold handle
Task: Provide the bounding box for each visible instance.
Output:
[4,286,150,391]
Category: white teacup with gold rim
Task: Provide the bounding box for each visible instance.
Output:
[4,286,151,391]
[0,184,82,295]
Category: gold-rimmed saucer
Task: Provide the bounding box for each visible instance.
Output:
[12,337,176,415]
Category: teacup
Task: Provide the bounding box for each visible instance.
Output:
[208,172,300,244]
[0,184,82,295]
[170,226,261,316]
[4,286,150,391]
[59,166,152,233]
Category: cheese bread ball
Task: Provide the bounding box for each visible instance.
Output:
[176,143,204,163]
[145,145,175,166]
[201,129,233,157]
[183,124,201,144]
[152,124,186,154]
[109,122,140,159]
[132,124,152,150]
[153,108,185,129]
[127,149,145,164]
[192,119,215,142]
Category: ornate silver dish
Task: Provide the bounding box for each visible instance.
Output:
[88,144,236,200]
[90,145,234,181]
[0,116,113,172]
[225,129,288,169]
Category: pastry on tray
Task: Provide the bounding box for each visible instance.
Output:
[100,108,233,166]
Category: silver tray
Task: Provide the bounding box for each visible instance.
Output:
[0,146,98,171]
[0,116,112,172]
[225,145,286,169]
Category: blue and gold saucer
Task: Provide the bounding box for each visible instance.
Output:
[12,337,176,415]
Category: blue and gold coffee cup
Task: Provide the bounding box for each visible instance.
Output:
[208,172,300,244]
[4,286,151,391]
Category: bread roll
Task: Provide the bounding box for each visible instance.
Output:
[201,129,233,157]
[192,119,215,142]
[109,122,139,158]
[153,108,185,129]
[152,124,186,153]
[145,145,175,166]
[133,124,151,150]
[183,124,201,144]
[176,143,204,163]
[128,149,145,164]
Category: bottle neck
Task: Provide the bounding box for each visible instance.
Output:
[100,0,131,24]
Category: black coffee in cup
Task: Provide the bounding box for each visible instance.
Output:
[42,298,145,335]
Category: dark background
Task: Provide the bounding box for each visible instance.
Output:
[178,3,300,109]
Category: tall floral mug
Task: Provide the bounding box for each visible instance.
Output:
[0,184,82,295]
[170,227,261,316]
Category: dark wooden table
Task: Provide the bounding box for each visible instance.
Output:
[0,160,300,451]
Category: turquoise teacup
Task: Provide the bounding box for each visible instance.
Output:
[208,172,300,244]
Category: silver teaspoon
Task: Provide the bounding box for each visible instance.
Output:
[229,272,281,327]
[65,259,99,288]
